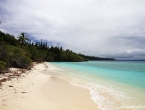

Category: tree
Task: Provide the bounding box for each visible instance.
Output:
[17,33,29,47]
[0,31,17,46]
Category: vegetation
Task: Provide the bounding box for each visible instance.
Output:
[0,31,115,72]
[17,32,29,47]
[79,54,115,60]
[0,61,6,72]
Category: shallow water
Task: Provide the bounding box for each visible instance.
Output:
[48,61,145,110]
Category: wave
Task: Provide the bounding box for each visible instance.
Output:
[70,80,130,110]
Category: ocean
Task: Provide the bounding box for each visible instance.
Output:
[48,61,145,110]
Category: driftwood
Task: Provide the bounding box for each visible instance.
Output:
[0,68,28,86]
[0,78,7,86]
[0,78,7,82]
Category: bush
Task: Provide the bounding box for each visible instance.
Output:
[0,61,6,72]
[7,45,32,68]
[0,43,10,67]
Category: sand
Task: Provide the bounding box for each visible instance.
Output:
[0,62,100,110]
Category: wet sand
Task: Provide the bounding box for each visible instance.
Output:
[43,76,99,110]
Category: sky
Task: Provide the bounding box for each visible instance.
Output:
[0,0,145,60]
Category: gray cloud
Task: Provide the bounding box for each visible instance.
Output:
[0,0,145,60]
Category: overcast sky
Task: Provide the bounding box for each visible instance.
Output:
[0,0,145,60]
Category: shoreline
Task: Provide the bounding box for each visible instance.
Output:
[0,62,100,110]
[42,76,99,110]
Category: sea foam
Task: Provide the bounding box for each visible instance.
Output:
[70,80,130,110]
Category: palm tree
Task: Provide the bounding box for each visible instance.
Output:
[17,33,29,47]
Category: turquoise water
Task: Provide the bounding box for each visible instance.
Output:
[49,61,145,110]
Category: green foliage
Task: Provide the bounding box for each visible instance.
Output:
[35,49,48,62]
[7,45,32,68]
[0,31,18,46]
[27,45,39,61]
[0,43,10,67]
[0,61,6,72]
[17,32,29,47]
[79,54,115,60]
[0,30,115,71]
[49,47,85,62]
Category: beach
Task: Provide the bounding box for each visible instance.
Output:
[0,63,99,110]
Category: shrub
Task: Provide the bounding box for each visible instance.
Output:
[7,45,32,68]
[0,61,6,72]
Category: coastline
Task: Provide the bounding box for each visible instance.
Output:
[0,62,100,110]
[42,76,99,110]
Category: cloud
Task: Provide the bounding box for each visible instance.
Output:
[0,0,145,60]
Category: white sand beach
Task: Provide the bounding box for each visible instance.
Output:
[0,63,100,110]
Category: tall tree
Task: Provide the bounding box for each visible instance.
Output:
[17,33,29,47]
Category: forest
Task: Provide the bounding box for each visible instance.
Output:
[0,31,115,72]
